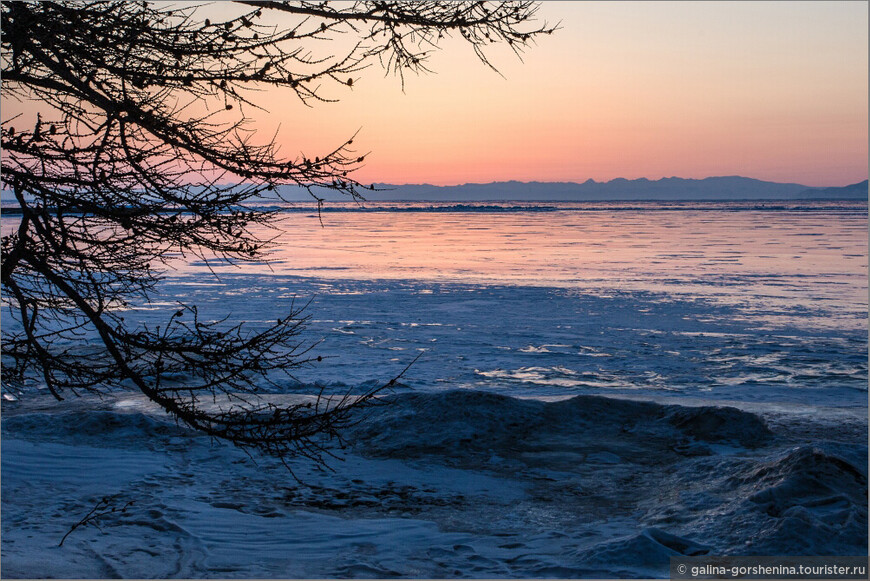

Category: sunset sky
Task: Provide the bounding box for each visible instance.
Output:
[3,1,867,188]
[252,1,868,187]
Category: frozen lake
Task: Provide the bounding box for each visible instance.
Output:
[2,200,868,577]
[163,200,869,406]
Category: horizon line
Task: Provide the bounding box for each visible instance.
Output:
[365,175,869,189]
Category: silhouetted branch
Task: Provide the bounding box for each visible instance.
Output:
[1,1,552,464]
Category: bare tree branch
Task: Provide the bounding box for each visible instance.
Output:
[1,1,553,465]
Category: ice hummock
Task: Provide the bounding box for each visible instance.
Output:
[2,389,866,578]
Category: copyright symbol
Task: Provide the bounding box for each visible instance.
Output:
[677,564,688,575]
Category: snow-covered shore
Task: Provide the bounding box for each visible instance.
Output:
[2,388,866,578]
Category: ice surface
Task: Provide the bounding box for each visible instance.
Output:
[147,274,866,408]
[2,202,866,577]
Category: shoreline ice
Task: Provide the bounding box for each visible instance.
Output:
[2,388,866,578]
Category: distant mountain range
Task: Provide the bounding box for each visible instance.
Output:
[276,176,868,202]
[2,177,867,208]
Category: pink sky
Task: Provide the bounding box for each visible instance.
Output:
[252,1,868,187]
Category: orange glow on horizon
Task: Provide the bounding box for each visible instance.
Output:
[250,1,868,188]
